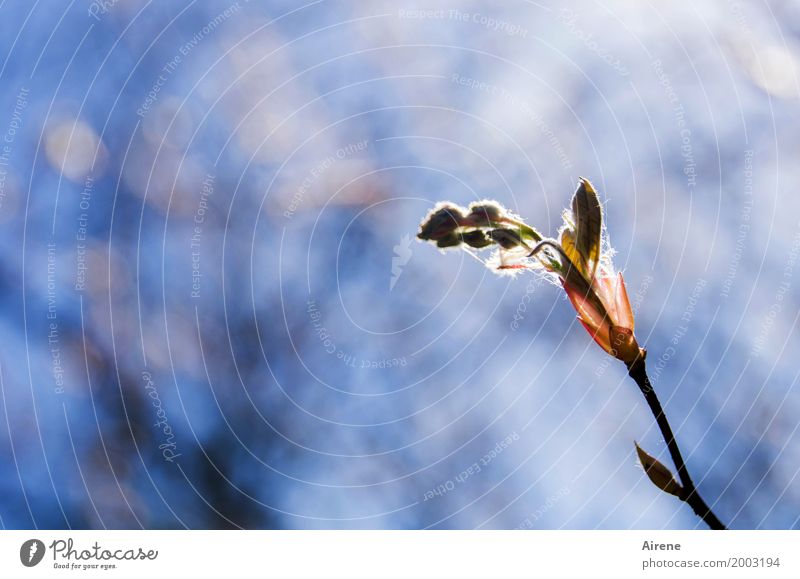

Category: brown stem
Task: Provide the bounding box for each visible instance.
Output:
[627,356,727,530]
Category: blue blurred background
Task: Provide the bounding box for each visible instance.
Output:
[0,0,798,529]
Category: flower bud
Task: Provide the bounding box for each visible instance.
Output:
[434,232,463,248]
[465,201,507,227]
[489,228,527,249]
[418,203,467,241]
[461,229,493,249]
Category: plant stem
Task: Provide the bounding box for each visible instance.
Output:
[627,357,727,530]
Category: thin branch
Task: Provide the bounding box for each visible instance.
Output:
[626,357,727,530]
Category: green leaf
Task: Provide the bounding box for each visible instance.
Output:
[559,227,583,276]
[571,178,603,278]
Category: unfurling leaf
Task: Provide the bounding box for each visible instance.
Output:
[559,227,583,276]
[635,441,683,498]
[571,178,603,278]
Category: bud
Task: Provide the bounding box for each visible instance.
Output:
[465,201,507,227]
[434,232,463,248]
[418,203,467,241]
[461,229,493,249]
[416,180,643,366]
[488,228,528,249]
[634,442,683,498]
[610,326,641,365]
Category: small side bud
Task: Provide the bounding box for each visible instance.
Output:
[634,441,683,498]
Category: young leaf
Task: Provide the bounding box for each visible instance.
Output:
[559,227,584,277]
[571,178,603,279]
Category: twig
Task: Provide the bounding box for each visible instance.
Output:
[626,356,726,530]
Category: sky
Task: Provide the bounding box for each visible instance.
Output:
[0,0,798,529]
